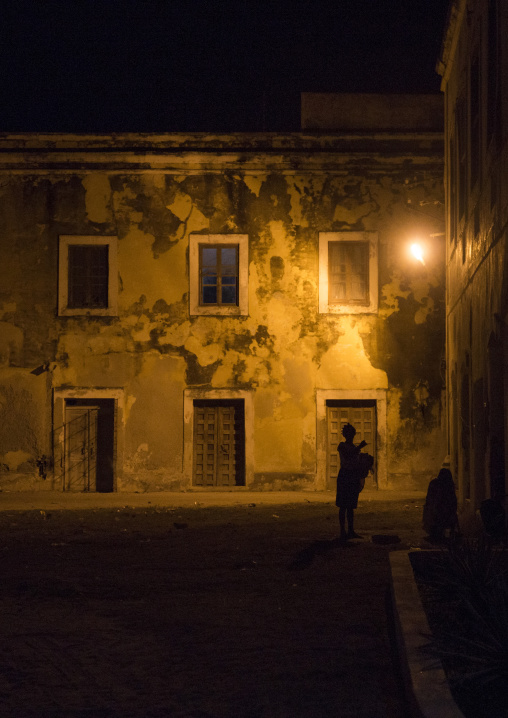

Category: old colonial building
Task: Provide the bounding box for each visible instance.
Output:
[438,0,508,512]
[0,95,445,493]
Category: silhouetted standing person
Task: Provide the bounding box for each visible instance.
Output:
[423,468,458,543]
[336,423,367,542]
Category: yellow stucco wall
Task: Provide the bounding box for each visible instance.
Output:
[0,134,446,491]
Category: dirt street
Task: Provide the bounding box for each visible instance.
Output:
[0,495,425,717]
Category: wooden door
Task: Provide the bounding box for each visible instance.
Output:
[327,402,376,489]
[64,406,99,491]
[193,402,239,486]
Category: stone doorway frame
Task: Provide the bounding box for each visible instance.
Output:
[316,389,387,490]
[53,387,125,491]
[183,389,254,489]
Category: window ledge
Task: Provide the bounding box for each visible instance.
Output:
[193,305,245,317]
[322,304,377,315]
[58,308,119,317]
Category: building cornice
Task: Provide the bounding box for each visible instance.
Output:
[0,132,443,174]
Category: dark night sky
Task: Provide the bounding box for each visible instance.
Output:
[1,0,450,133]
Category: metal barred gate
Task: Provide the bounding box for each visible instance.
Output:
[53,406,99,491]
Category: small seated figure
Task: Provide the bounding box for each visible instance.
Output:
[480,492,506,543]
[423,468,458,543]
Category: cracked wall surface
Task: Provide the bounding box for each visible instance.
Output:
[0,132,445,491]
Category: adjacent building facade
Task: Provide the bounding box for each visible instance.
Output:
[0,97,446,493]
[438,0,508,511]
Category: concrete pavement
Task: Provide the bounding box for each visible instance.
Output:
[0,488,426,511]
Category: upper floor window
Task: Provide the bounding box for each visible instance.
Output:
[319,232,378,314]
[200,245,238,306]
[68,245,109,309]
[58,236,118,317]
[189,234,248,316]
[328,241,369,305]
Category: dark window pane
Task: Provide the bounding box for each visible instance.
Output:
[331,282,346,301]
[203,286,217,303]
[350,278,367,301]
[220,247,237,266]
[68,245,109,309]
[203,275,217,285]
[222,266,237,278]
[202,247,217,266]
[221,286,237,304]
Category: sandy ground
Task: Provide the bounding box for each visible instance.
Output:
[0,491,426,717]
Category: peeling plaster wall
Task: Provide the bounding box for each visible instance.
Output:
[0,133,445,491]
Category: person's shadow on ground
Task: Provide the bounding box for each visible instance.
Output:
[288,533,404,569]
[288,538,351,570]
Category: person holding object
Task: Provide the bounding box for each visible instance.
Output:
[336,422,369,542]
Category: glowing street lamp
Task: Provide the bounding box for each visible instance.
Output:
[409,242,425,265]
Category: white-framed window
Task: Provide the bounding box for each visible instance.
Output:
[319,232,378,314]
[58,236,118,317]
[189,234,249,316]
